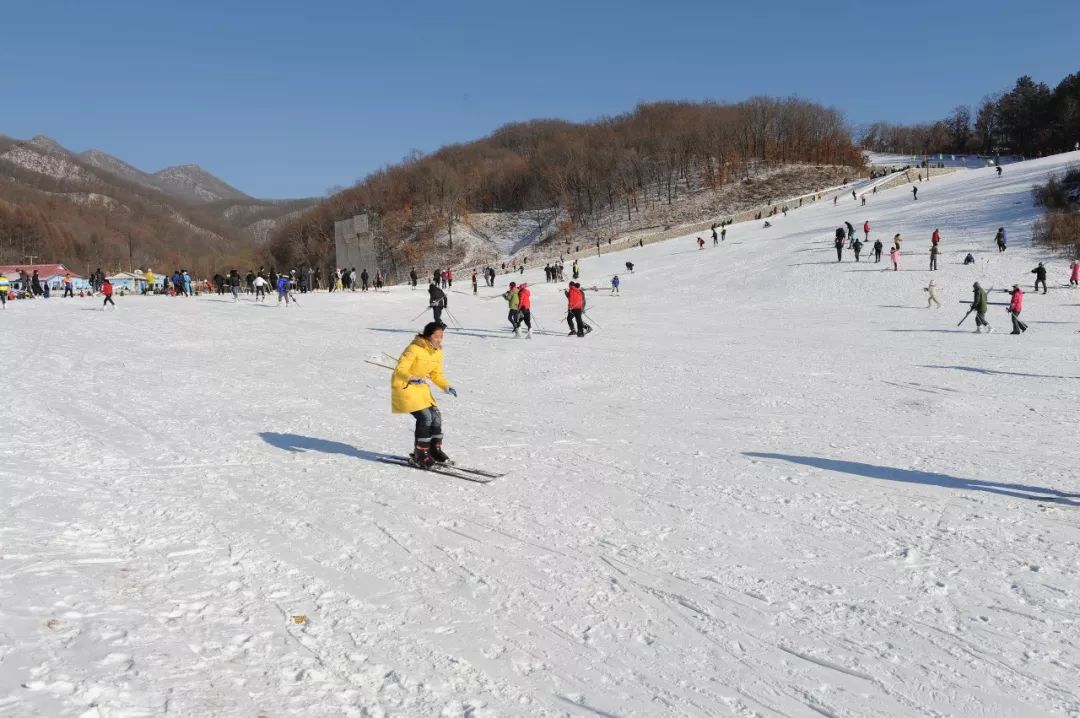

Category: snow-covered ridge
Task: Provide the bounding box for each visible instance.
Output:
[0,145,96,184]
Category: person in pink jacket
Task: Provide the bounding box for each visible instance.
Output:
[889,247,900,271]
[1007,285,1027,334]
[1070,260,1079,287]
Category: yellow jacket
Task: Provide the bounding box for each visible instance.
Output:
[145,271,155,285]
[391,336,450,413]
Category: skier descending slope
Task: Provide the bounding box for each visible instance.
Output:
[392,321,457,469]
[428,282,447,323]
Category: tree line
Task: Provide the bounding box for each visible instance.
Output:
[859,71,1080,157]
[268,98,862,270]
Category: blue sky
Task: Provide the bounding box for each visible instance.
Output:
[2,0,1077,198]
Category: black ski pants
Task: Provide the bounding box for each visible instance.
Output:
[432,306,443,323]
[518,308,532,330]
[412,406,442,444]
[567,309,584,336]
[1009,310,1027,334]
[1035,278,1047,293]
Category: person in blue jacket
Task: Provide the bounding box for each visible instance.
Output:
[276,274,295,305]
[611,275,620,294]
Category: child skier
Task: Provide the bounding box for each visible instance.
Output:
[102,278,116,309]
[924,280,941,308]
[611,275,620,294]
[391,321,457,468]
[890,247,901,271]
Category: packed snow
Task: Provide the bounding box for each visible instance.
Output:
[2,153,1079,717]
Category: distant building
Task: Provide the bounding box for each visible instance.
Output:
[0,263,89,292]
[107,269,164,294]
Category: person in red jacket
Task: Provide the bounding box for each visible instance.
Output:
[697,237,705,250]
[565,282,585,337]
[102,278,116,309]
[1007,285,1027,334]
[931,228,941,246]
[516,282,533,337]
[863,220,870,241]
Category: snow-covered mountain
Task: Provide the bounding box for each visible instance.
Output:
[151,163,252,204]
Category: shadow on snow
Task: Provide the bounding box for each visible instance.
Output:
[922,364,1080,380]
[743,452,1079,505]
[259,432,400,463]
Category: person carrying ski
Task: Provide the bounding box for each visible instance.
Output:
[890,246,900,271]
[1031,262,1048,294]
[428,282,447,323]
[391,321,457,469]
[1070,259,1079,287]
[565,282,585,337]
[611,275,620,294]
[102,278,115,309]
[924,280,941,308]
[995,227,1007,252]
[502,282,520,332]
[1007,285,1027,334]
[834,228,845,261]
[971,282,992,333]
[873,238,883,263]
[516,282,532,337]
[930,244,939,271]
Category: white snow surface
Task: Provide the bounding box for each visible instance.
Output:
[3,153,1080,717]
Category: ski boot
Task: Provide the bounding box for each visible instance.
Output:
[410,444,434,469]
[430,437,451,464]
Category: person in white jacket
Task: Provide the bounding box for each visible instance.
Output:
[924,280,941,308]
[252,274,269,302]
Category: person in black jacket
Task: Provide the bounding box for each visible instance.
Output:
[834,228,845,262]
[428,282,447,323]
[409,268,418,287]
[1031,262,1048,294]
[873,239,883,263]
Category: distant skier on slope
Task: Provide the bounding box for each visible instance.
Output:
[890,246,901,271]
[721,226,727,241]
[845,221,855,248]
[565,282,586,337]
[516,282,533,338]
[625,261,634,273]
[428,282,447,323]
[852,237,863,262]
[1007,285,1027,334]
[711,224,718,246]
[971,282,992,333]
[1031,262,1048,294]
[995,227,1007,252]
[392,321,457,469]
[1070,259,1079,287]
[502,282,521,333]
[697,237,705,250]
[924,280,941,308]
[873,238,883,263]
[611,275,620,294]
[930,244,940,271]
[912,186,918,200]
[863,220,870,241]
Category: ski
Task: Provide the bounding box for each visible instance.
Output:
[390,455,506,479]
[373,455,502,483]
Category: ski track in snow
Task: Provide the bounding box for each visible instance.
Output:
[2,153,1080,717]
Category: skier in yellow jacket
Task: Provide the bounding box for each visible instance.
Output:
[392,321,457,468]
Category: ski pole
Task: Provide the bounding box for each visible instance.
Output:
[443,308,463,329]
[365,359,394,371]
[583,311,601,329]
[410,305,432,322]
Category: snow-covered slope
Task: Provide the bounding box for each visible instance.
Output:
[1,153,1078,717]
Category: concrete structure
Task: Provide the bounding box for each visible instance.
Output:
[334,214,383,278]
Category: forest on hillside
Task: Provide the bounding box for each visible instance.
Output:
[859,71,1080,157]
[268,98,863,270]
